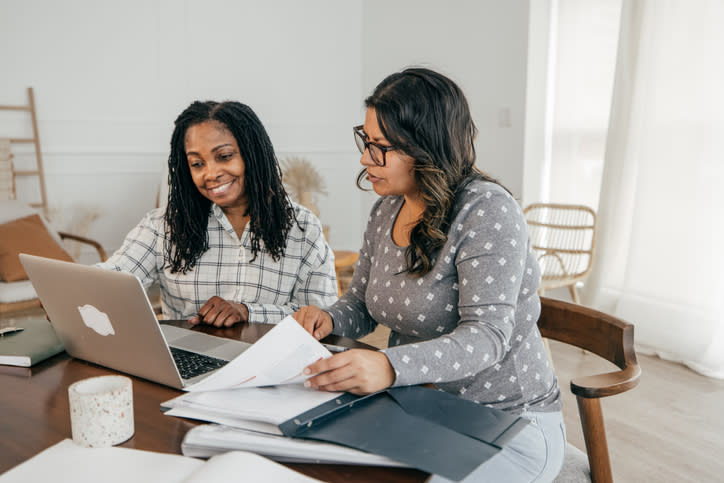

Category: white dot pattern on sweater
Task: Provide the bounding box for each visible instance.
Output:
[326,180,560,412]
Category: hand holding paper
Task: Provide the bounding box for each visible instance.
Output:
[303,349,396,395]
[184,316,332,392]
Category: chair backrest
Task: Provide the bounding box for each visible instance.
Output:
[524,203,596,289]
[538,297,641,482]
[0,200,107,316]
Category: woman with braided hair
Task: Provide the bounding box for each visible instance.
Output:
[100,100,337,326]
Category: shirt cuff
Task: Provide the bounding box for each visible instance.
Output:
[243,303,292,324]
[380,346,425,387]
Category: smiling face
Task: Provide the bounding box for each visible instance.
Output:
[361,108,420,200]
[185,120,248,214]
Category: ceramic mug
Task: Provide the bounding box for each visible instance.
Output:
[68,375,134,447]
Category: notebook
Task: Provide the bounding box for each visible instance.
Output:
[19,253,251,389]
[0,318,64,367]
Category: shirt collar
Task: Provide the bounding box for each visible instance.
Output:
[211,203,247,241]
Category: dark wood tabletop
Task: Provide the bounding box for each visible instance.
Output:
[0,320,427,482]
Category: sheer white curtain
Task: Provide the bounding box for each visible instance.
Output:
[580,0,724,378]
[543,0,621,209]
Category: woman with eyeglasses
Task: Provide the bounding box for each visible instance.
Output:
[294,67,564,481]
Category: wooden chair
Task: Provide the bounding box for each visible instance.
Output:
[333,250,359,297]
[539,297,641,483]
[524,204,596,303]
[0,202,107,318]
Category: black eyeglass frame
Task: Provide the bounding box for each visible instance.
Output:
[353,125,398,167]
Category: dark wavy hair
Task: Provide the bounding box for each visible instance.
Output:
[358,67,505,276]
[164,101,296,273]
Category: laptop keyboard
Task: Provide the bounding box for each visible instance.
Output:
[169,346,229,380]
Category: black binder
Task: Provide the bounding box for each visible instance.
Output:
[279,386,529,481]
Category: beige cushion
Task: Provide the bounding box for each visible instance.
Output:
[0,279,37,303]
[555,443,592,482]
[0,200,63,243]
[0,214,73,282]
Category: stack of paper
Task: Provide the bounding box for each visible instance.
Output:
[163,384,341,435]
[182,424,408,467]
[161,316,408,468]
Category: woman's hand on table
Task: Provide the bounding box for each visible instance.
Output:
[303,349,396,395]
[293,305,333,340]
[189,296,248,327]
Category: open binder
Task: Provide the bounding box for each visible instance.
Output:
[168,384,529,481]
[278,385,529,481]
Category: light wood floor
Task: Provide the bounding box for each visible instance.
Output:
[361,324,724,483]
[552,339,724,482]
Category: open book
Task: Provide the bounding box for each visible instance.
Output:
[0,439,323,483]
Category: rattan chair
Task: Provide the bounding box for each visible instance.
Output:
[524,203,596,304]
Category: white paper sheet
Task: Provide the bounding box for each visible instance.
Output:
[184,316,332,392]
[0,439,324,483]
[165,406,282,435]
[182,424,409,467]
[164,383,340,426]
[182,450,323,482]
[0,439,202,483]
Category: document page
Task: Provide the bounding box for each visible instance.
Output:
[165,383,341,426]
[184,316,332,392]
[181,424,409,467]
[0,439,324,483]
[0,439,202,483]
[182,450,323,483]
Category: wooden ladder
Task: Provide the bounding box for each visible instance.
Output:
[0,87,48,216]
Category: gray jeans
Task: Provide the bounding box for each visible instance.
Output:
[428,410,566,483]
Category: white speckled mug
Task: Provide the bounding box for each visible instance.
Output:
[68,375,134,447]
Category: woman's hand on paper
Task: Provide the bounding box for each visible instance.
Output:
[189,296,249,327]
[293,305,333,340]
[303,349,396,395]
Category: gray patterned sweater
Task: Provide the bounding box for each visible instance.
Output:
[327,179,560,413]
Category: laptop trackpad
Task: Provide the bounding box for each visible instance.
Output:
[173,333,224,353]
[161,325,250,360]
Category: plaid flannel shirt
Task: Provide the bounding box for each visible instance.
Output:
[98,203,338,323]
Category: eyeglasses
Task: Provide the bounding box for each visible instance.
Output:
[353,125,397,167]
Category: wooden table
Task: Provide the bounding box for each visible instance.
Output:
[0,320,427,482]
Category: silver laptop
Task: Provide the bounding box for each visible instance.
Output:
[19,253,251,389]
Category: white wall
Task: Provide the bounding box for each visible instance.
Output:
[1,0,530,256]
[363,0,530,199]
